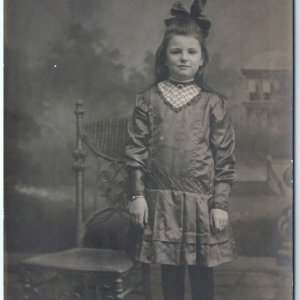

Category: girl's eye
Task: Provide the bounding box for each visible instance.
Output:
[188,49,198,54]
[169,49,182,54]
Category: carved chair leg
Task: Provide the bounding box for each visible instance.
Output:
[22,268,33,300]
[114,275,124,300]
[142,263,152,300]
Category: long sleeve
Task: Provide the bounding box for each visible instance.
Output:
[125,94,150,197]
[210,96,236,211]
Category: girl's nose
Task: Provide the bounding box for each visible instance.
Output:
[180,52,188,61]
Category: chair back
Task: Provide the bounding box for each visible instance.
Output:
[73,101,131,245]
[82,117,129,161]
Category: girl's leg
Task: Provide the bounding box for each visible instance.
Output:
[161,264,185,300]
[188,266,214,300]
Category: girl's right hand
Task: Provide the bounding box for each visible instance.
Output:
[129,196,148,228]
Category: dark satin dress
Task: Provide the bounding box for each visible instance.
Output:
[125,84,237,267]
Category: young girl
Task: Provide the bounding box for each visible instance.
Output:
[126,1,236,299]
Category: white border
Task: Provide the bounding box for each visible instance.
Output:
[295,0,298,299]
[1,0,3,297]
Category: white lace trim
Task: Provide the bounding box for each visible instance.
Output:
[158,81,201,109]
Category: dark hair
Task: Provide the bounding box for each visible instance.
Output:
[155,17,210,89]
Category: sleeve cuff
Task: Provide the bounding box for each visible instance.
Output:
[211,202,228,212]
[212,182,231,211]
[128,167,145,197]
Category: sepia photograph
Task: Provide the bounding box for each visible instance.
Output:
[5,0,293,299]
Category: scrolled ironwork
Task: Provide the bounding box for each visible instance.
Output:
[96,161,128,207]
[283,163,293,188]
[278,206,292,240]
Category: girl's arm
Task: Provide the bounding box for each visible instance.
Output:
[125,94,150,226]
[210,95,236,212]
[126,93,150,197]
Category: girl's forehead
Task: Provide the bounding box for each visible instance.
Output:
[167,35,201,48]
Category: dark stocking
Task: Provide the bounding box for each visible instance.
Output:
[161,264,185,300]
[188,266,214,300]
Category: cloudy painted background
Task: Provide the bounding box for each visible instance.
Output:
[5,0,292,251]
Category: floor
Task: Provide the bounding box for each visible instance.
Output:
[5,253,293,300]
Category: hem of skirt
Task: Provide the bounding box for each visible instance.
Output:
[134,254,238,267]
[134,238,238,267]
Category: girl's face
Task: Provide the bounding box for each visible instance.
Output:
[166,35,203,82]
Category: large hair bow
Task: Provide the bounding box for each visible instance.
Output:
[165,0,211,38]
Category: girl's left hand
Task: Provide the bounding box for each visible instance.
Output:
[210,209,228,232]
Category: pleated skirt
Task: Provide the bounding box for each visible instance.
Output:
[134,189,237,267]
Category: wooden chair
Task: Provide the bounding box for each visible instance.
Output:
[21,101,151,300]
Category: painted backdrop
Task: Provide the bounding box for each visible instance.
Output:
[5,0,293,254]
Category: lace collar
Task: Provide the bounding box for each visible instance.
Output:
[157,80,201,112]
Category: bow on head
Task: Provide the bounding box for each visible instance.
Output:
[190,0,207,18]
[165,0,211,38]
[170,1,189,17]
[170,0,207,18]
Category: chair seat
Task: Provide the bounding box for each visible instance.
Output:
[22,248,135,274]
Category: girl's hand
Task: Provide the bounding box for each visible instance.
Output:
[129,196,148,229]
[210,209,228,233]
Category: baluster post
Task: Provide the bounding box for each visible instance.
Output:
[73,100,86,246]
